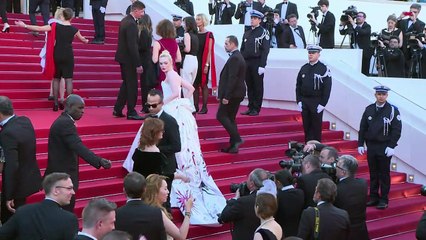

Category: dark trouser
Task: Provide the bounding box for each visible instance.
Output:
[216,97,244,145]
[114,63,138,116]
[74,0,82,17]
[61,0,73,9]
[29,0,49,25]
[245,58,264,113]
[1,195,26,224]
[92,6,106,41]
[366,142,391,204]
[6,0,20,13]
[0,0,8,23]
[301,97,323,142]
[140,76,155,112]
[362,49,372,76]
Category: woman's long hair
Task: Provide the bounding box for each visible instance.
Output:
[138,14,153,36]
[138,118,164,150]
[143,174,172,219]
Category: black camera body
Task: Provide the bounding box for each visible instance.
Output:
[321,162,338,183]
[279,141,307,174]
[239,1,251,12]
[230,182,250,197]
[370,32,391,48]
[307,6,320,19]
[340,5,358,24]
[406,32,425,50]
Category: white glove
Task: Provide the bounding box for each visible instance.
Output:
[317,104,325,113]
[258,67,265,75]
[358,146,365,155]
[100,7,106,13]
[176,36,184,43]
[297,102,302,112]
[385,147,395,157]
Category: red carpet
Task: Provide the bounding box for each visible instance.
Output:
[1,14,425,239]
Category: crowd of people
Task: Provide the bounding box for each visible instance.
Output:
[0,0,423,239]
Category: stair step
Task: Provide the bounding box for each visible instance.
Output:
[367,211,424,239]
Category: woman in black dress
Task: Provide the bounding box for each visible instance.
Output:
[15,8,89,111]
[381,14,403,48]
[254,193,283,240]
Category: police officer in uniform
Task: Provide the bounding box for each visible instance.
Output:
[358,85,402,210]
[240,10,270,116]
[173,14,185,70]
[295,45,332,142]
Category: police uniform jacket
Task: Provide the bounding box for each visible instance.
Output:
[296,61,332,107]
[358,101,402,148]
[241,25,270,67]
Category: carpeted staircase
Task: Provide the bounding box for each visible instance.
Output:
[1,14,425,239]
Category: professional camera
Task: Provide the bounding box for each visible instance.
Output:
[239,1,251,12]
[370,32,389,48]
[406,32,425,49]
[307,6,320,19]
[230,181,250,197]
[321,162,337,182]
[340,5,358,24]
[279,141,307,173]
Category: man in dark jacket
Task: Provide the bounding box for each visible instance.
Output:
[89,0,108,44]
[208,0,236,25]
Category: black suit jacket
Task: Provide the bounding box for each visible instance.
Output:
[0,199,78,240]
[45,113,102,189]
[297,169,331,208]
[115,14,141,67]
[335,177,369,240]
[297,202,350,240]
[318,11,335,49]
[339,22,371,51]
[209,2,236,24]
[89,0,107,8]
[218,50,246,100]
[0,116,41,201]
[235,1,263,25]
[275,1,298,20]
[397,18,426,53]
[281,25,306,48]
[218,191,260,240]
[276,187,304,237]
[115,200,167,240]
[74,235,93,240]
[158,111,181,175]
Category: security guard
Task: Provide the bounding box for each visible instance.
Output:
[358,85,402,210]
[240,10,270,116]
[172,14,185,69]
[295,45,332,142]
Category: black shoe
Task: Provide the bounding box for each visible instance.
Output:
[240,109,252,115]
[376,202,388,210]
[366,200,379,207]
[53,103,58,112]
[112,111,125,118]
[248,110,259,116]
[198,108,208,114]
[48,96,54,101]
[58,102,64,110]
[221,139,244,154]
[127,114,146,120]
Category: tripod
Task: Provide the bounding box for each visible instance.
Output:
[307,21,318,45]
[408,47,422,78]
[371,47,388,77]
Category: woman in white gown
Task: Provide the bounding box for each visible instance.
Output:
[123,50,226,225]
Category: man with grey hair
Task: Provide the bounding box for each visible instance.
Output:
[76,198,117,240]
[334,155,369,240]
[298,178,350,240]
[45,94,112,212]
[218,168,269,240]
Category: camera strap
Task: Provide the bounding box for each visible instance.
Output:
[314,207,320,240]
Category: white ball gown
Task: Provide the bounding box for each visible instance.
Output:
[123,81,226,225]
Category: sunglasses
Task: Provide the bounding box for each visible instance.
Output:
[145,103,161,108]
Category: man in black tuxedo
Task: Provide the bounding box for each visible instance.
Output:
[89,0,108,44]
[309,0,335,49]
[209,0,236,25]
[113,1,145,120]
[116,172,167,240]
[217,35,246,154]
[298,178,350,240]
[0,172,78,239]
[397,3,425,77]
[275,0,298,23]
[146,89,181,208]
[334,155,369,240]
[274,169,304,237]
[339,11,372,76]
[0,96,42,224]
[45,94,112,212]
[282,14,306,49]
[218,168,269,240]
[75,198,117,240]
[296,155,331,208]
[234,0,263,31]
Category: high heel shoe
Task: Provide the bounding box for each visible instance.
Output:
[2,24,10,33]
[53,103,58,112]
[198,107,208,114]
[59,102,64,110]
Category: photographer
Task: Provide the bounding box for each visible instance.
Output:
[377,36,405,78]
[381,14,403,48]
[270,10,284,48]
[339,11,372,76]
[218,168,269,240]
[334,155,369,240]
[296,155,331,209]
[174,0,194,16]
[208,0,236,25]
[234,0,263,31]
[275,0,298,24]
[308,0,335,49]
[281,14,306,49]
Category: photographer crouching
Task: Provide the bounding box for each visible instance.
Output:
[218,168,270,240]
[374,36,405,77]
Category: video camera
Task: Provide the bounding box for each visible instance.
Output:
[321,161,338,182]
[279,141,307,174]
[340,5,358,24]
[239,1,251,12]
[370,32,391,48]
[307,6,320,19]
[230,181,250,197]
[406,31,425,50]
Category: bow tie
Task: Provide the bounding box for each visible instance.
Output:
[149,115,158,118]
[283,2,288,4]
[294,27,298,30]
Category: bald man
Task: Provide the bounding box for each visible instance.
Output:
[45,94,112,212]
